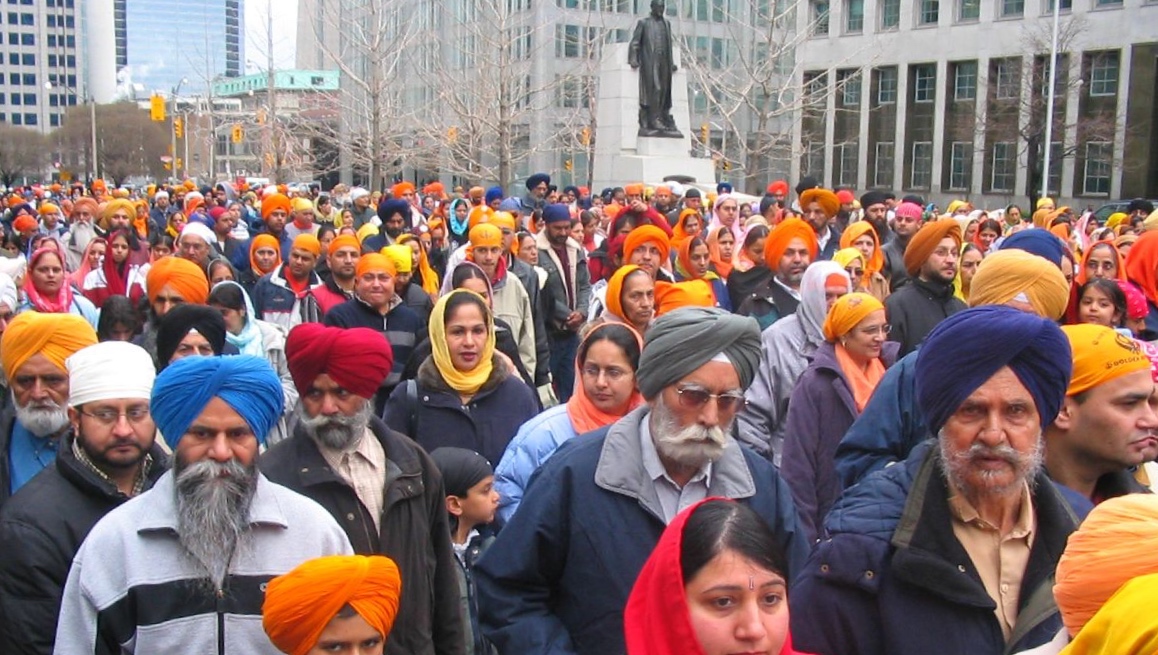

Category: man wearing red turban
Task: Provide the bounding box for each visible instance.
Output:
[262,323,464,655]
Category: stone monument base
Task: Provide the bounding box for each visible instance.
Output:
[591,44,717,192]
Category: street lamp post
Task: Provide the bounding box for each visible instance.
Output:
[45,81,98,181]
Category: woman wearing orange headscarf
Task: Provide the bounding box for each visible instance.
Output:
[671,208,703,244]
[1125,230,1158,335]
[1075,241,1127,286]
[839,221,889,301]
[705,225,735,279]
[263,555,402,655]
[494,322,643,522]
[781,292,898,542]
[600,264,654,335]
[673,235,731,311]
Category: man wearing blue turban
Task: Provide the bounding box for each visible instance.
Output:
[790,306,1081,655]
[54,356,353,654]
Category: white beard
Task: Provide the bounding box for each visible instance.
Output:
[15,399,70,437]
[649,396,730,468]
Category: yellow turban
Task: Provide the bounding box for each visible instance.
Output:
[1058,573,1158,655]
[356,223,379,244]
[832,247,864,271]
[1105,212,1128,230]
[1036,197,1056,210]
[1062,324,1151,396]
[99,198,137,231]
[967,249,1070,320]
[146,256,210,305]
[1144,209,1158,232]
[355,253,395,278]
[290,197,314,213]
[468,223,503,249]
[490,211,517,232]
[1,313,97,381]
[946,200,967,215]
[903,218,961,276]
[381,244,413,274]
[263,555,402,655]
[654,279,715,317]
[1054,494,1158,638]
[823,292,884,342]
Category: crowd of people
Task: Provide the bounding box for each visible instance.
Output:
[0,173,1154,654]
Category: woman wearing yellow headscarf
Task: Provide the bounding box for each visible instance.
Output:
[833,247,867,295]
[780,292,899,542]
[397,233,440,297]
[839,222,889,301]
[382,288,539,467]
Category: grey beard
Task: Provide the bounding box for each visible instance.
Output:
[649,396,730,468]
[14,398,70,437]
[298,402,373,452]
[174,458,257,593]
[937,430,1043,498]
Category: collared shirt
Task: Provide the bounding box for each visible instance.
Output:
[319,427,388,533]
[948,482,1036,640]
[639,416,712,524]
[772,275,802,301]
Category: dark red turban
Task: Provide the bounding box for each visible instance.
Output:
[286,324,393,399]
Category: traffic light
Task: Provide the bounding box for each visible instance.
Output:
[174,117,183,139]
[231,124,243,143]
[700,122,709,143]
[150,94,166,122]
[564,159,573,172]
[447,126,458,143]
[580,127,591,146]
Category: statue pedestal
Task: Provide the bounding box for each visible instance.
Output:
[591,44,717,192]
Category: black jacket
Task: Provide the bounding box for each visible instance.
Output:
[260,417,466,655]
[736,275,801,331]
[0,435,168,654]
[0,410,15,507]
[885,277,966,357]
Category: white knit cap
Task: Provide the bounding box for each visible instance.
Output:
[178,221,218,245]
[66,342,155,407]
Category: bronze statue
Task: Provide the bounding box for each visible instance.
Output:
[629,0,683,138]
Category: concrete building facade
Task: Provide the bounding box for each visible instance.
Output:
[793,0,1158,207]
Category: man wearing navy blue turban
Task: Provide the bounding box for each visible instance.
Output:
[54,355,352,654]
[791,306,1081,655]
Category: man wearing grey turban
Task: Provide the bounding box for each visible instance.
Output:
[475,306,808,655]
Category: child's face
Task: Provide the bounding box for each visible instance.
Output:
[457,475,500,527]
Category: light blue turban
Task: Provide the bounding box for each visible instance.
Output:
[151,355,284,446]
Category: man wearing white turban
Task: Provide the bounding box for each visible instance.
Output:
[475,307,808,655]
[0,342,168,654]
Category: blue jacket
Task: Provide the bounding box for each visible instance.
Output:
[474,406,808,655]
[493,404,577,524]
[382,355,538,469]
[833,349,926,489]
[250,265,319,333]
[790,441,1079,655]
[781,340,900,543]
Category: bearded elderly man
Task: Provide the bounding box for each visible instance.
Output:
[53,355,351,654]
[791,306,1080,655]
[0,313,97,503]
[261,323,464,655]
[475,307,807,655]
[0,342,166,654]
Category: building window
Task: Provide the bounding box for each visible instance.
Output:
[876,66,898,104]
[1088,51,1119,97]
[913,64,936,103]
[1094,0,1122,6]
[22,112,34,125]
[804,71,829,107]
[846,0,864,31]
[918,0,938,24]
[990,142,1016,191]
[1000,0,1023,15]
[995,58,1020,100]
[1083,142,1112,195]
[812,0,829,35]
[1044,0,1071,11]
[838,143,858,186]
[911,141,933,188]
[874,142,895,187]
[839,69,861,106]
[880,0,900,27]
[958,0,979,20]
[949,142,973,190]
[953,61,977,101]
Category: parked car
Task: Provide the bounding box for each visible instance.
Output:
[1093,199,1158,223]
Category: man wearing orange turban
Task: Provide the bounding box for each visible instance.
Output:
[251,234,324,332]
[146,255,210,318]
[259,193,293,258]
[263,555,402,655]
[300,234,361,323]
[654,279,715,316]
[0,312,97,498]
[736,217,817,330]
[623,225,671,281]
[884,218,965,356]
[799,188,841,259]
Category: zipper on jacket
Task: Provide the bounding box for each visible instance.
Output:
[216,587,225,655]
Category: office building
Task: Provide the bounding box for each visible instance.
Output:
[117,0,244,94]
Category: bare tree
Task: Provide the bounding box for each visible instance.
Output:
[0,124,45,187]
[55,102,169,186]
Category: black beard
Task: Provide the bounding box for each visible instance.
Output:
[298,402,373,451]
[174,458,257,593]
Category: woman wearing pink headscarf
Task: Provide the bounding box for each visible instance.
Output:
[705,194,743,244]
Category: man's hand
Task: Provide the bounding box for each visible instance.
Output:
[630,199,648,213]
[564,311,584,330]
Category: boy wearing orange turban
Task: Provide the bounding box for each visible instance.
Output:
[146,255,210,319]
[623,225,670,281]
[884,218,965,356]
[250,234,323,332]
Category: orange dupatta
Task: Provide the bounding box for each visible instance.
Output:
[566,323,645,434]
[833,343,886,413]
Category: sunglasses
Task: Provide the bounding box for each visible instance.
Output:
[676,385,747,413]
[846,267,864,276]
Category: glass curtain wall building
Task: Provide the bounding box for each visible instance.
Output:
[118,0,242,93]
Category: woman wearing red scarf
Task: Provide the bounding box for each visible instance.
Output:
[19,246,100,327]
[81,229,146,308]
[494,323,643,522]
[625,498,814,655]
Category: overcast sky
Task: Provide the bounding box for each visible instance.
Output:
[244,0,298,72]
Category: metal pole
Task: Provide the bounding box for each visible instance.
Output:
[89,97,98,181]
[170,89,178,182]
[1041,0,1061,199]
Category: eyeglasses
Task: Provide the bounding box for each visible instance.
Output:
[675,385,747,413]
[582,365,630,382]
[845,267,864,277]
[78,405,151,426]
[857,324,892,337]
[932,248,957,258]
